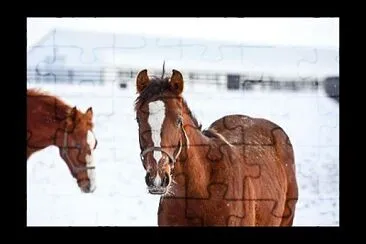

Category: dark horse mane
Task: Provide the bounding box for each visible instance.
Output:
[134,75,203,132]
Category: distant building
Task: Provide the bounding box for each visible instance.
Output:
[27,28,339,90]
[324,76,339,102]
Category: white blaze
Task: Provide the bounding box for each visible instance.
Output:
[148,100,166,164]
[86,130,96,191]
[154,174,162,187]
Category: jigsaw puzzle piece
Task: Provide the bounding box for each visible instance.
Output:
[295,144,322,196]
[27,44,58,82]
[108,34,149,67]
[199,42,225,63]
[219,115,268,174]
[216,44,267,84]
[29,30,116,85]
[297,143,338,199]
[52,29,115,65]
[269,93,291,117]
[199,115,287,201]
[217,44,244,64]
[316,93,339,118]
[29,30,80,81]
[27,93,68,149]
[296,196,339,226]
[317,145,339,197]
[296,48,319,81]
[230,45,268,74]
[319,125,339,147]
[180,40,207,62]
[297,48,339,82]
[67,95,116,118]
[155,37,184,62]
[155,37,210,65]
[185,183,227,226]
[185,183,254,226]
[160,39,210,73]
[157,173,188,225]
[281,93,317,119]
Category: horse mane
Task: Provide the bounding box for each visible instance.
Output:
[134,76,202,131]
[202,128,233,147]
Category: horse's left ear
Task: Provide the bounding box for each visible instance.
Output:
[170,69,184,95]
[70,106,77,121]
[86,107,93,118]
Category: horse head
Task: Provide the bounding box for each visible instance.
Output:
[134,69,188,195]
[58,106,98,193]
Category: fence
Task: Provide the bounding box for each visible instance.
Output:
[27,66,331,93]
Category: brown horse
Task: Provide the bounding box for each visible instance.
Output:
[134,68,299,226]
[27,88,98,193]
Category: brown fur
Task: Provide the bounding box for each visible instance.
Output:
[134,69,299,226]
[27,88,97,193]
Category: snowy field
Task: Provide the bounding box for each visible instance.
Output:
[26,80,339,226]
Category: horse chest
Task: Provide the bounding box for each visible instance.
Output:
[158,192,247,226]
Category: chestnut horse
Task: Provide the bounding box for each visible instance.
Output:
[134,69,299,226]
[27,88,98,193]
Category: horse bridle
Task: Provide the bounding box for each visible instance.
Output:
[140,141,183,166]
[139,115,187,167]
[61,130,96,178]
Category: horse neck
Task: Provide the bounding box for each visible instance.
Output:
[27,98,69,150]
[173,108,211,197]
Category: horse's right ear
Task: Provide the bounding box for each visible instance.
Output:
[136,69,150,94]
[69,106,77,121]
[170,69,184,95]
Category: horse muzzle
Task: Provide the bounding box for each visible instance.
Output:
[148,186,167,195]
[78,179,95,193]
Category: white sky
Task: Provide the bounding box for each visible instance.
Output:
[27,17,339,50]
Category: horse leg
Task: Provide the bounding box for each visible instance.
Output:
[239,179,256,226]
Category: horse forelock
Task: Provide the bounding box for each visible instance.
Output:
[135,76,171,109]
[134,77,202,131]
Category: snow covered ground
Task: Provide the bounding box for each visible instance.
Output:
[26,80,339,226]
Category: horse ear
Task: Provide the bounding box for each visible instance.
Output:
[170,69,184,95]
[86,107,93,118]
[67,106,77,124]
[136,69,150,94]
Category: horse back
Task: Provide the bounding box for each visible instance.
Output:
[205,115,282,145]
[204,114,298,225]
[205,114,296,175]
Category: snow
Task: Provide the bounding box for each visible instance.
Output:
[27,80,339,226]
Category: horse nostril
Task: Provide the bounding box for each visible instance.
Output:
[145,172,153,186]
[161,172,170,187]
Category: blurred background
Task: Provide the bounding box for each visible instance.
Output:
[26,17,339,226]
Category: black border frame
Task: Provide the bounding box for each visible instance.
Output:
[14,14,344,241]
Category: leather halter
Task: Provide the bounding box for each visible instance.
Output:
[140,141,182,165]
[61,130,95,177]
